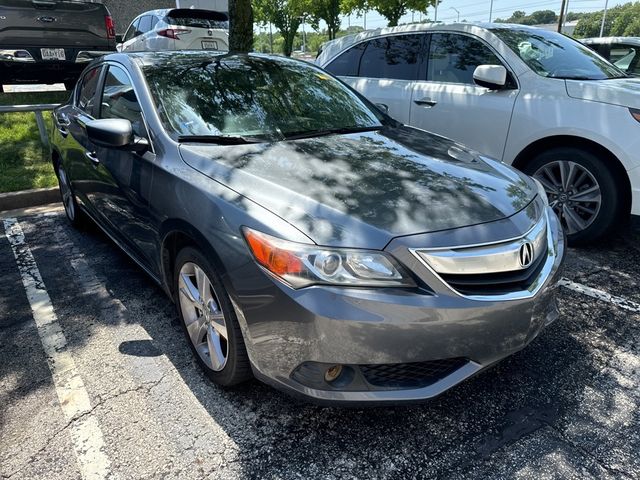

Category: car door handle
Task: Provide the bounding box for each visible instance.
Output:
[85,151,100,165]
[414,98,438,107]
[55,114,70,136]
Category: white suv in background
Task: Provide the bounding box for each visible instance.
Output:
[118,8,229,53]
[317,23,640,244]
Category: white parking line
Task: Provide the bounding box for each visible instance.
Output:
[559,278,640,313]
[3,218,112,480]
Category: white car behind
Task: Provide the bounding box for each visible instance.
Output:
[118,8,228,53]
[317,23,640,244]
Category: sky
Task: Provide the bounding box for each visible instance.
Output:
[336,0,628,30]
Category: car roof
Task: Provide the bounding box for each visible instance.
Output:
[317,22,544,65]
[582,37,640,45]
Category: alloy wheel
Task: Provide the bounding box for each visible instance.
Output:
[533,160,602,235]
[178,262,229,371]
[58,166,75,221]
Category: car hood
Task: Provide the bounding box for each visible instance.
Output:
[179,127,538,249]
[565,77,640,108]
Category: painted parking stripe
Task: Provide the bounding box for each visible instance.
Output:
[2,218,111,480]
[559,278,640,313]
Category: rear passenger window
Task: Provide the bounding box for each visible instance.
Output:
[325,43,366,76]
[99,66,147,138]
[427,33,501,84]
[150,16,159,30]
[359,35,423,81]
[610,44,639,74]
[77,67,101,114]
[137,16,152,35]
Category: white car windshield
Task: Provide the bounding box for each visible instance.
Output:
[491,27,627,80]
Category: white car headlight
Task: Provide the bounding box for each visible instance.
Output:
[243,228,415,289]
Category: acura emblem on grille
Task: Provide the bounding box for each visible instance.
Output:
[38,16,56,23]
[519,242,534,268]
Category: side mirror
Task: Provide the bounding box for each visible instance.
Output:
[473,65,508,90]
[86,119,148,152]
[116,43,124,52]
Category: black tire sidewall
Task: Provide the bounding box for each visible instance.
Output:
[55,164,85,228]
[173,246,249,387]
[524,147,620,245]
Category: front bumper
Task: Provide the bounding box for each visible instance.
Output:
[233,208,565,405]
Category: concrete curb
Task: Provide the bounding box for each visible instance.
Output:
[0,187,60,212]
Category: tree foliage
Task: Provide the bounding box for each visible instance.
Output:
[574,2,640,38]
[495,9,557,25]
[253,0,311,56]
[342,0,437,27]
[307,0,342,40]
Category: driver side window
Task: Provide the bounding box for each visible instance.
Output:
[427,33,501,84]
[99,65,147,139]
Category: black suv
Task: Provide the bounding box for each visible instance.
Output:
[0,0,117,91]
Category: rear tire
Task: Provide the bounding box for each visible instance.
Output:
[523,147,621,245]
[174,247,252,387]
[55,163,87,229]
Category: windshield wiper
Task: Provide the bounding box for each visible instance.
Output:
[283,125,382,141]
[177,134,265,145]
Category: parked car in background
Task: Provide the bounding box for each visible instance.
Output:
[50,51,564,404]
[317,23,640,245]
[117,9,228,53]
[0,0,116,91]
[582,37,640,76]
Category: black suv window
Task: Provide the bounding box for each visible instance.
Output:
[359,35,423,81]
[610,43,640,74]
[99,65,147,138]
[427,33,501,84]
[123,18,140,42]
[77,67,101,114]
[325,42,366,77]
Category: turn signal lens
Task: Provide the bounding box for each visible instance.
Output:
[242,227,414,289]
[630,108,640,123]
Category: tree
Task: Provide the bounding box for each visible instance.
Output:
[254,0,311,56]
[495,9,556,25]
[574,2,640,37]
[343,0,437,28]
[229,0,254,52]
[308,0,342,40]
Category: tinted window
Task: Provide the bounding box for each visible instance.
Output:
[143,56,381,138]
[428,33,501,84]
[124,18,140,42]
[610,44,640,74]
[359,35,422,80]
[150,16,159,30]
[100,66,146,138]
[491,27,625,80]
[138,16,152,35]
[167,10,229,29]
[325,43,365,76]
[77,67,101,113]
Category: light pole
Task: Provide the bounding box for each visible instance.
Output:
[434,2,438,22]
[300,16,306,53]
[450,7,460,22]
[599,0,609,37]
[489,0,494,21]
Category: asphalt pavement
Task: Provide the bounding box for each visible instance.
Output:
[0,207,638,479]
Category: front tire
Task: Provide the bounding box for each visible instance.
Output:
[524,147,621,245]
[174,247,252,386]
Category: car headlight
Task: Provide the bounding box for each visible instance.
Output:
[243,227,415,289]
[532,177,550,206]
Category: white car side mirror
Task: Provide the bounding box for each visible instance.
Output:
[116,43,124,52]
[473,65,508,89]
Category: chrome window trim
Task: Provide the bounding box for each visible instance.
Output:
[410,208,559,302]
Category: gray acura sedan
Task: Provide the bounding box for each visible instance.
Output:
[51,52,565,404]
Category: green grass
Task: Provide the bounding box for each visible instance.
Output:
[0,91,70,193]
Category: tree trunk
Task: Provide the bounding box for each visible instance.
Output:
[229,0,254,53]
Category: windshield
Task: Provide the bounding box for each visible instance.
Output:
[491,27,626,80]
[142,54,382,141]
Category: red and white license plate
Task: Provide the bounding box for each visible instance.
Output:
[41,48,66,61]
[201,40,219,50]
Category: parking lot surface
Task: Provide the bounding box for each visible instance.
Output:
[0,208,638,479]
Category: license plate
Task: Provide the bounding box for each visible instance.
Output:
[202,41,219,50]
[41,48,66,61]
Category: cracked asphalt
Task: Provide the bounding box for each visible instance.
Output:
[0,207,639,479]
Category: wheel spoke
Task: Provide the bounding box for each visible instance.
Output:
[570,185,601,203]
[186,316,206,346]
[179,272,201,306]
[542,165,562,189]
[196,266,212,305]
[559,161,577,191]
[207,325,226,371]
[209,312,228,340]
[562,204,587,234]
[536,175,559,194]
